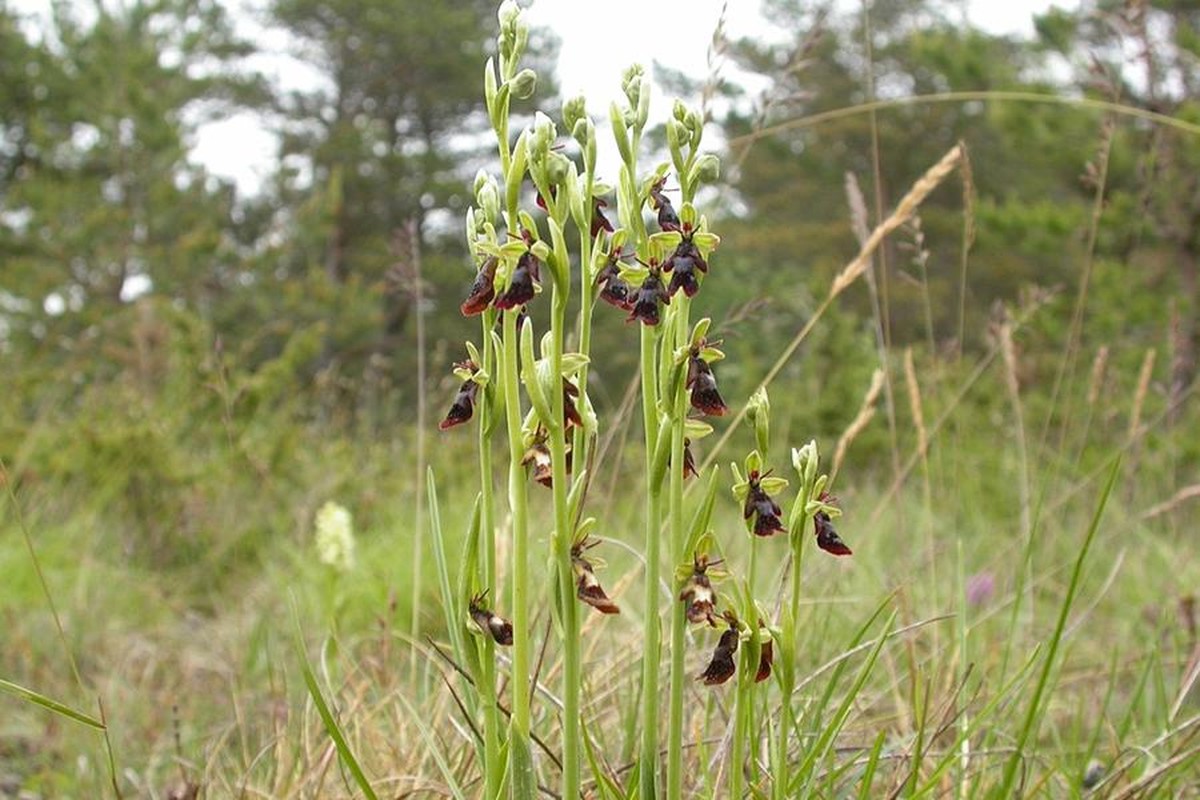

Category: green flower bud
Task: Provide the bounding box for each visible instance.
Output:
[673,98,689,123]
[692,153,721,185]
[563,95,587,135]
[546,151,572,186]
[748,387,770,458]
[509,68,537,100]
[622,64,644,109]
[533,111,557,153]
[497,0,520,30]
[475,171,500,225]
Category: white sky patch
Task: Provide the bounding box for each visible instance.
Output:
[9,0,1079,196]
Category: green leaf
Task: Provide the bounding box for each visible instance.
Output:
[609,102,632,166]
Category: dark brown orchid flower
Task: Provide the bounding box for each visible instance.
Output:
[814,510,853,556]
[743,469,785,536]
[439,361,479,431]
[663,237,708,298]
[627,268,669,326]
[460,257,497,316]
[520,427,572,488]
[572,537,620,614]
[494,251,540,310]
[520,439,554,487]
[468,590,513,646]
[700,613,739,685]
[563,379,583,429]
[686,355,728,417]
[591,198,614,237]
[679,554,721,625]
[596,253,635,310]
[755,622,774,683]
[649,176,680,232]
[682,438,698,479]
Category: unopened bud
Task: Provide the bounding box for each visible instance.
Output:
[546,151,572,185]
[748,387,770,458]
[509,68,537,100]
[693,153,720,184]
[563,95,587,134]
[497,0,520,29]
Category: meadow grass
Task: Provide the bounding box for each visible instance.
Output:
[4,8,1200,798]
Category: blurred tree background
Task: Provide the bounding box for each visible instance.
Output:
[3,0,1197,584]
[2,0,1198,791]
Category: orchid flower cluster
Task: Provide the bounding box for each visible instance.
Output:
[426,3,856,796]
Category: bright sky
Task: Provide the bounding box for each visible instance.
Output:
[12,0,1076,195]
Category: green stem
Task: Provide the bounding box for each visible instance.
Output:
[665,298,691,800]
[502,309,535,797]
[777,487,811,799]
[573,218,595,471]
[479,314,502,800]
[549,253,581,800]
[639,322,663,800]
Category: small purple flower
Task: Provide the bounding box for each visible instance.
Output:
[965,572,995,606]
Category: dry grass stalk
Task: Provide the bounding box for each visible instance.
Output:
[903,348,928,458]
[844,171,871,246]
[830,144,964,298]
[1087,345,1110,407]
[998,316,1021,401]
[997,313,1032,543]
[1141,483,1200,520]
[831,368,886,482]
[1128,348,1156,443]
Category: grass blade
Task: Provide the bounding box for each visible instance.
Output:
[0,677,104,730]
[994,456,1121,798]
[293,613,380,800]
[394,690,470,800]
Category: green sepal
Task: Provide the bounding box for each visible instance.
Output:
[530,239,551,263]
[684,418,713,440]
[692,231,720,252]
[648,230,682,262]
[497,240,529,260]
[760,476,789,496]
[617,262,649,285]
[560,352,590,377]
